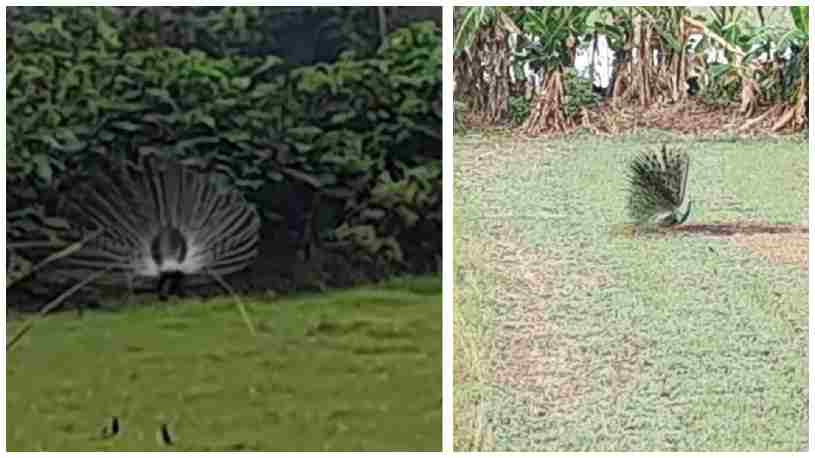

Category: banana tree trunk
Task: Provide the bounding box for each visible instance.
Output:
[522,68,572,135]
[456,24,513,124]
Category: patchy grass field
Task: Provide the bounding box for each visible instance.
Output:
[454,131,807,451]
[7,276,441,451]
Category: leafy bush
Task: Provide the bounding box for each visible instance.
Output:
[509,95,531,125]
[319,21,442,265]
[7,7,442,283]
[562,69,599,118]
[336,160,441,268]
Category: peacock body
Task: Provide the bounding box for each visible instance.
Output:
[55,156,261,299]
[625,144,691,226]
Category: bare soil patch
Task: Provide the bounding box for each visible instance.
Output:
[625,222,808,271]
[582,100,785,136]
[674,223,807,271]
[461,100,800,137]
[730,231,808,271]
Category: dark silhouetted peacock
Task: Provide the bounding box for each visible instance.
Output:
[55,156,261,301]
[625,144,691,226]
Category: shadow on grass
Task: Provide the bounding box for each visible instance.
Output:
[673,223,807,236]
[612,223,807,240]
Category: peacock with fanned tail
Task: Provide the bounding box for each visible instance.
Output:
[625,144,692,226]
[54,156,261,301]
[7,156,262,351]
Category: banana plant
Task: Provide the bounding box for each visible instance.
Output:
[769,6,808,130]
[702,7,763,105]
[516,6,594,72]
[454,6,521,56]
[453,7,522,124]
[514,6,595,134]
[594,6,695,104]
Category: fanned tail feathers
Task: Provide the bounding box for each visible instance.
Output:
[55,156,260,285]
[625,144,691,226]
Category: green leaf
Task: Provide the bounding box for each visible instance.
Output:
[709,63,732,80]
[32,154,52,183]
[292,142,314,153]
[249,83,280,99]
[146,88,179,111]
[235,179,265,190]
[220,130,252,143]
[197,114,216,129]
[31,133,85,152]
[791,6,808,35]
[175,136,220,152]
[95,13,122,47]
[191,64,227,80]
[262,209,285,221]
[361,208,387,220]
[232,77,252,90]
[266,170,284,181]
[396,205,420,227]
[43,216,70,229]
[111,121,142,132]
[399,97,427,114]
[329,112,357,124]
[280,167,322,188]
[251,56,284,77]
[288,126,324,138]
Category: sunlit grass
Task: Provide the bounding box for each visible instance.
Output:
[453,130,807,451]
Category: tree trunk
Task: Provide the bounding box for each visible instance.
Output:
[589,31,598,87]
[456,24,512,124]
[522,69,572,135]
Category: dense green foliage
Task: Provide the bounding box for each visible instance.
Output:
[8,7,385,63]
[508,96,530,125]
[7,7,441,284]
[516,7,594,72]
[562,69,600,118]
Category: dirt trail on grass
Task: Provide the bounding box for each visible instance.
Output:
[455,133,808,451]
[653,223,808,271]
[482,234,635,409]
[733,232,808,271]
[456,138,646,441]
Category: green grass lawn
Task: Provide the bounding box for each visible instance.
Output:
[7,276,441,451]
[454,131,807,451]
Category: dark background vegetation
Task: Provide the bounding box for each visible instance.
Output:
[7,6,442,310]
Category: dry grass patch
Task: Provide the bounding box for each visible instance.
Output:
[731,231,808,271]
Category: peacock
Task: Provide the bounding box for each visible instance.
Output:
[625,144,692,226]
[54,155,261,301]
